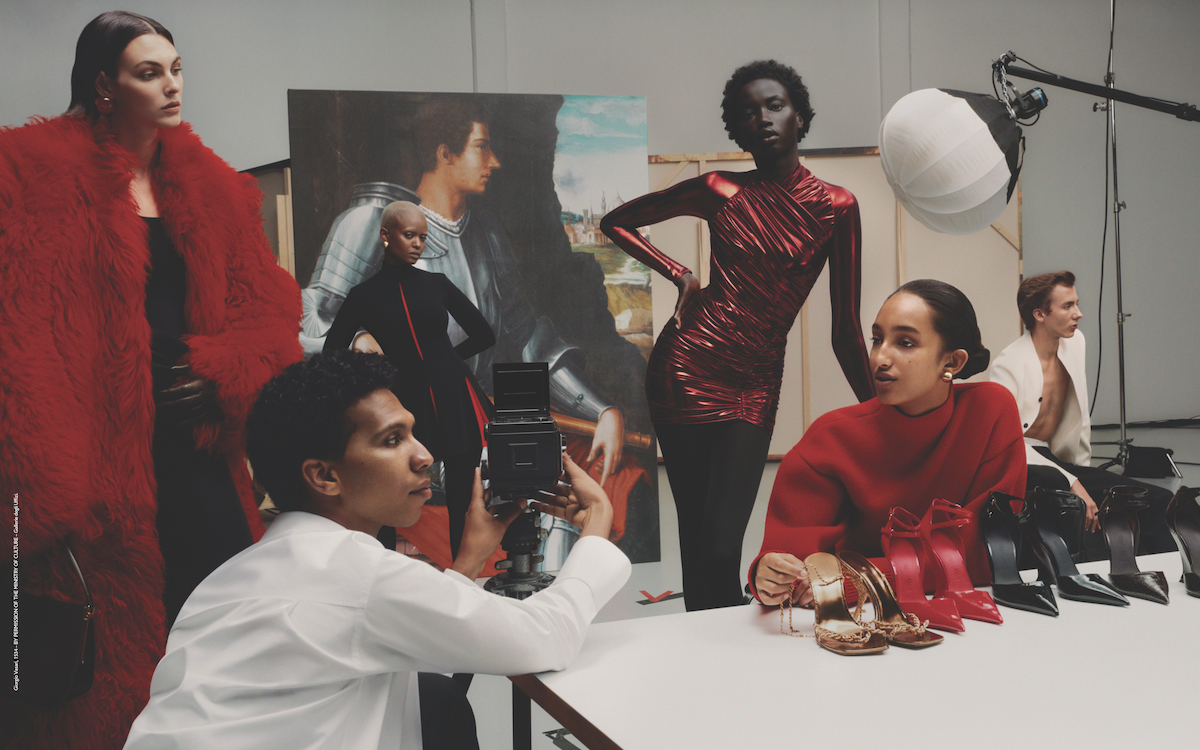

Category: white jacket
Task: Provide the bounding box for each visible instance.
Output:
[990,329,1091,485]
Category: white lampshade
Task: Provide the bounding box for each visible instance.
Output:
[880,88,1023,235]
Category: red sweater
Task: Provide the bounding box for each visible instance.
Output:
[749,382,1025,598]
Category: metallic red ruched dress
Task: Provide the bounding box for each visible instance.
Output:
[626,164,873,432]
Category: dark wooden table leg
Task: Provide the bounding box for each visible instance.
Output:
[514,681,532,750]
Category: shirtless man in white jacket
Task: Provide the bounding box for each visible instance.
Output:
[990,270,1174,559]
[125,350,631,750]
[990,270,1099,530]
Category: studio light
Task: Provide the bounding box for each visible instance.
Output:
[879,88,1023,235]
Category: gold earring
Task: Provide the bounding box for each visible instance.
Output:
[942,370,953,382]
[382,240,388,248]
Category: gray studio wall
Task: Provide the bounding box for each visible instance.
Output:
[3,0,1195,426]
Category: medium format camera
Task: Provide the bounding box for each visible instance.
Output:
[480,362,564,503]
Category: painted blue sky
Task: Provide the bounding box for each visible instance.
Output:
[553,95,648,220]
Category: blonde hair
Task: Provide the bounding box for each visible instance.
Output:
[380,201,422,231]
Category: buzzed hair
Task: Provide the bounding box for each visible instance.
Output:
[1018,270,1076,331]
[380,200,422,232]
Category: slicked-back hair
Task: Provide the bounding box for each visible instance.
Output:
[892,279,991,379]
[246,351,399,512]
[721,59,814,150]
[414,96,490,175]
[67,11,174,119]
[1017,270,1076,332]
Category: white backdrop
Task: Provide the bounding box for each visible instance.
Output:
[3,0,1196,426]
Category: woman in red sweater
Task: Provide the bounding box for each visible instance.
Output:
[751,280,1025,605]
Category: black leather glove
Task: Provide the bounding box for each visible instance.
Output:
[154,365,222,428]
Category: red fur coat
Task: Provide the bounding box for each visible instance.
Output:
[0,117,302,749]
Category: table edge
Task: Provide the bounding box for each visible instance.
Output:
[509,673,623,750]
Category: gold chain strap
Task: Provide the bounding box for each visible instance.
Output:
[779,582,813,638]
[871,612,929,636]
[842,565,931,636]
[778,562,929,640]
[779,580,873,643]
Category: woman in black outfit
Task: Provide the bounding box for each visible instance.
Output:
[325,201,495,557]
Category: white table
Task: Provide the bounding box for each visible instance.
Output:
[512,552,1196,749]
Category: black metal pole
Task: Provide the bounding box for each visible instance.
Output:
[1108,67,1132,467]
[1003,64,1200,122]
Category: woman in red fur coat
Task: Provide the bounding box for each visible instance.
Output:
[0,12,301,749]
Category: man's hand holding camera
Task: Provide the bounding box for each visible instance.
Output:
[530,454,614,541]
[450,455,614,580]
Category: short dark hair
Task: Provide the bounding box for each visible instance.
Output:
[893,279,991,379]
[67,11,174,119]
[1018,270,1076,331]
[414,96,490,175]
[721,59,815,150]
[246,351,399,512]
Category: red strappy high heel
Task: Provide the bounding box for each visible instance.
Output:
[921,498,1003,624]
[881,507,964,632]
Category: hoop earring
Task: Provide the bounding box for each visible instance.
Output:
[96,96,114,114]
[942,370,953,382]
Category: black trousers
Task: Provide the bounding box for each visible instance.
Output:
[418,672,479,750]
[1027,447,1176,560]
[656,420,771,611]
[153,428,253,628]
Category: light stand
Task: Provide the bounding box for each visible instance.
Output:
[991,8,1198,474]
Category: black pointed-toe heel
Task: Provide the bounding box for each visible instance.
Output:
[1028,486,1087,561]
[982,492,1058,616]
[1166,487,1200,598]
[1028,490,1129,606]
[1099,486,1170,605]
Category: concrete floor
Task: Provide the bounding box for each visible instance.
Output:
[467,423,1200,749]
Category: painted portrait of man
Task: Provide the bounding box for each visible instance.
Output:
[289,91,658,566]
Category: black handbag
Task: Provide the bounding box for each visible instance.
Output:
[4,543,96,709]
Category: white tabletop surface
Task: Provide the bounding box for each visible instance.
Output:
[519,552,1196,749]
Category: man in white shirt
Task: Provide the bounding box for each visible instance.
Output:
[124,351,631,750]
[990,270,1173,559]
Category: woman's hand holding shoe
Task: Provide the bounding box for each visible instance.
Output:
[755,552,812,606]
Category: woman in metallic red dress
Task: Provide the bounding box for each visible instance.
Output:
[601,60,873,610]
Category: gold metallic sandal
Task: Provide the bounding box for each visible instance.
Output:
[838,551,943,648]
[799,553,888,656]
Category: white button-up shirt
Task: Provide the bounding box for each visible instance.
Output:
[124,512,631,749]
